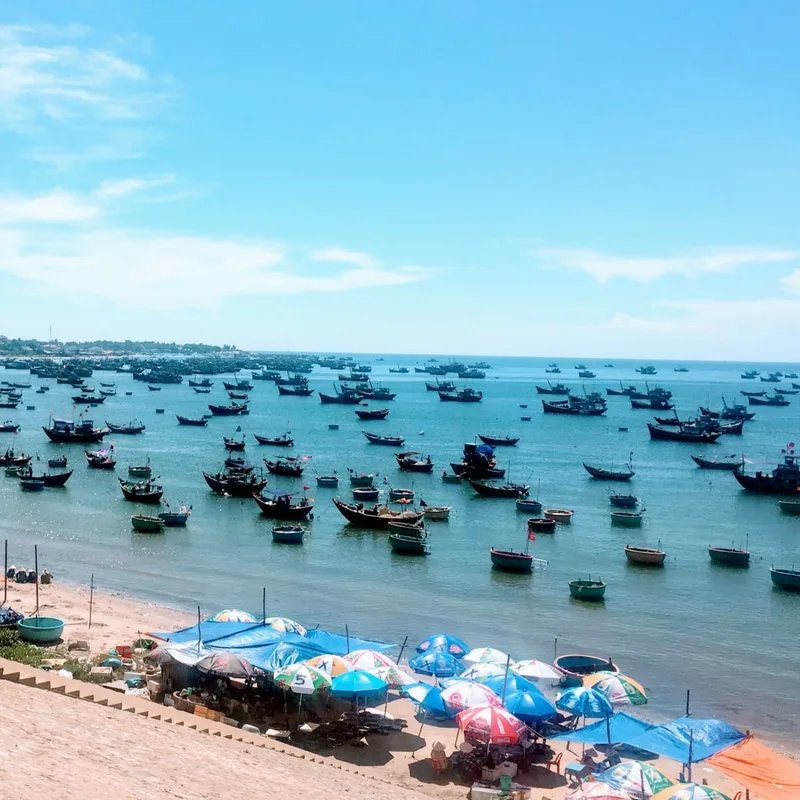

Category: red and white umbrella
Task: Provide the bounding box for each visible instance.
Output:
[456,705,527,745]
[344,649,397,670]
[440,680,502,712]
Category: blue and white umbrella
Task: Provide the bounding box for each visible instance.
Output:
[480,673,540,697]
[416,633,469,659]
[409,650,465,677]
[503,689,558,722]
[330,669,388,699]
[556,686,614,718]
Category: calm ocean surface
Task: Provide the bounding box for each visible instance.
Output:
[2,356,799,740]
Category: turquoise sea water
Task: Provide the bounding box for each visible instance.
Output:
[1,356,799,740]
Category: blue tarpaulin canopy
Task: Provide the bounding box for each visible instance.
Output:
[626,716,745,763]
[553,712,655,744]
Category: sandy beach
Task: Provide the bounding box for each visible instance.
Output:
[0,579,766,799]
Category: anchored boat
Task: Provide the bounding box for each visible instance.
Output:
[569,578,607,601]
[624,545,666,566]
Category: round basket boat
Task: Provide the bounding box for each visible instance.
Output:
[17,616,64,643]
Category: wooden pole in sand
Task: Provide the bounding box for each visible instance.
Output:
[262,587,266,623]
[34,545,39,618]
[3,539,7,607]
[397,635,409,663]
[197,605,202,650]
[554,637,558,661]
[89,573,94,628]
[345,624,350,654]
[685,689,691,716]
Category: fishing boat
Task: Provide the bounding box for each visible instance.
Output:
[176,415,209,426]
[478,435,519,447]
[224,456,253,472]
[674,367,689,373]
[438,388,483,402]
[19,469,73,487]
[0,400,20,409]
[748,394,790,407]
[20,479,44,491]
[263,458,304,477]
[254,490,314,520]
[316,475,339,488]
[99,388,116,396]
[542,398,606,416]
[72,394,105,405]
[355,408,390,420]
[356,384,397,400]
[735,447,800,494]
[760,373,782,383]
[423,506,451,521]
[131,515,164,533]
[554,654,619,686]
[85,449,116,469]
[741,390,767,397]
[388,487,414,502]
[441,471,463,483]
[352,487,380,501]
[527,516,556,534]
[43,418,109,443]
[332,498,424,528]
[253,433,294,446]
[775,388,799,396]
[147,385,162,392]
[545,367,561,374]
[271,525,305,544]
[583,462,635,481]
[533,380,567,394]
[544,508,574,524]
[223,380,253,391]
[708,545,750,567]
[691,454,743,470]
[328,424,339,430]
[636,365,657,375]
[119,478,164,504]
[223,436,246,451]
[395,452,434,472]
[489,547,533,573]
[388,366,409,374]
[569,578,607,601]
[516,498,543,513]
[389,526,430,555]
[203,470,266,497]
[647,423,721,443]
[105,419,146,435]
[188,378,213,388]
[578,370,596,378]
[779,499,800,515]
[609,494,639,508]
[158,504,191,526]
[624,545,666,566]
[349,471,376,487]
[319,384,362,404]
[363,431,405,446]
[277,385,314,396]
[0,450,32,467]
[469,480,530,499]
[741,370,759,379]
[458,369,486,379]
[228,391,250,400]
[611,510,643,526]
[208,402,249,416]
[47,456,68,469]
[631,397,674,410]
[770,567,800,592]
[0,421,19,433]
[426,380,456,392]
[193,387,211,394]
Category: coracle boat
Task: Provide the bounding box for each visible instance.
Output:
[779,500,800,515]
[611,510,643,526]
[131,515,165,533]
[569,578,606,601]
[583,462,635,481]
[254,491,314,520]
[159,504,191,526]
[349,472,376,487]
[516,498,543,513]
[176,415,209,426]
[264,458,304,477]
[770,567,800,592]
[253,433,294,446]
[364,431,405,446]
[395,452,434,472]
[490,548,533,573]
[735,448,800,494]
[208,403,249,416]
[119,478,164,504]
[355,408,390,420]
[277,385,314,397]
[106,419,146,435]
[544,508,574,524]
[708,545,750,567]
[389,532,430,556]
[43,418,109,444]
[691,454,743,470]
[85,449,116,469]
[478,435,519,447]
[438,388,483,403]
[332,498,424,528]
[647,423,721,443]
[352,487,380,501]
[610,494,639,508]
[441,471,463,483]
[19,469,73,487]
[527,517,556,534]
[554,654,619,686]
[469,480,530,499]
[203,471,267,497]
[388,488,414,502]
[423,506,451,521]
[316,475,339,488]
[47,456,68,469]
[20,479,45,491]
[624,545,666,566]
[271,525,305,544]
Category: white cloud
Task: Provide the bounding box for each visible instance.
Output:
[310,246,381,270]
[96,174,176,198]
[0,189,99,223]
[532,246,799,283]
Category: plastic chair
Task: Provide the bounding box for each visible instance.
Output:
[545,752,563,773]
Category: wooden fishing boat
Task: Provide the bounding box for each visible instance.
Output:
[224,457,253,472]
[748,394,789,406]
[363,431,405,446]
[389,366,409,374]
[542,399,606,416]
[193,387,211,394]
[131,515,165,533]
[316,475,339,487]
[223,380,253,391]
[356,385,397,400]
[609,494,638,508]
[264,458,304,477]
[208,403,249,416]
[469,480,530,499]
[388,488,414,501]
[647,423,721,443]
[438,388,483,402]
[158,504,191,526]
[147,385,162,392]
[624,545,665,566]
[554,654,619,686]
[423,506,451,521]
[691,454,743,470]
[253,433,294,446]
[544,508,574,524]
[583,462,635,481]
[47,456,68,469]
[441,471,463,483]
[106,419,146,435]
[254,492,314,520]
[202,471,266,497]
[490,548,533,573]
[760,373,782,383]
[352,487,380,501]
[277,385,314,396]
[478,435,520,447]
[395,452,434,472]
[176,414,209,426]
[19,469,73,487]
[611,510,643,526]
[188,378,213,388]
[328,424,339,430]
[0,401,20,409]
[735,449,800,494]
[527,517,556,534]
[43,418,109,443]
[569,579,607,601]
[387,520,424,535]
[516,498,543,513]
[0,450,32,467]
[426,380,456,392]
[770,567,800,592]
[606,384,638,396]
[355,408,390,420]
[741,390,766,397]
[631,398,674,410]
[319,384,362,404]
[452,462,506,479]
[228,391,249,400]
[708,546,750,567]
[779,499,800,515]
[0,421,20,433]
[578,370,596,378]
[20,479,45,491]
[349,472,376,487]
[85,450,116,469]
[119,479,164,504]
[99,388,116,396]
[72,394,106,404]
[332,498,424,528]
[775,388,799,395]
[390,530,430,555]
[224,437,246,451]
[271,525,305,543]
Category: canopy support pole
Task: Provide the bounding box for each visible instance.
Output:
[89,573,94,629]
[34,545,39,618]
[262,587,266,624]
[345,624,350,654]
[197,605,202,651]
[2,539,7,607]
[685,688,691,716]
[687,727,694,783]
[397,635,409,663]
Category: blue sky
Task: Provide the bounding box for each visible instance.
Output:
[2,2,800,358]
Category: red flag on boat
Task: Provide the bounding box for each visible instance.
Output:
[303,485,309,491]
[528,531,536,541]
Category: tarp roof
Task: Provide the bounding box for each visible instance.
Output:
[707,736,800,800]
[627,716,745,763]
[552,712,654,744]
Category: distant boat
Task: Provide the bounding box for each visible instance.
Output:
[438,388,483,403]
[624,545,665,566]
[691,454,743,471]
[395,452,434,472]
[253,433,294,447]
[469,480,530,499]
[316,475,339,488]
[536,382,570,395]
[748,394,789,407]
[176,415,208,426]
[208,402,249,416]
[647,423,721,443]
[478,435,519,447]
[708,545,750,567]
[578,370,596,378]
[674,367,689,372]
[363,431,405,446]
[611,510,643,526]
[609,494,638,508]
[583,461,634,481]
[355,408,390,421]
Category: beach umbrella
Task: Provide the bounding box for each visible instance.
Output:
[196,652,254,678]
[585,672,648,706]
[273,663,332,695]
[481,673,541,697]
[330,669,388,699]
[419,685,456,718]
[462,647,510,667]
[403,682,436,704]
[503,689,558,722]
[567,785,631,800]
[409,650,465,677]
[305,654,353,677]
[460,663,506,682]
[370,664,415,689]
[440,680,502,712]
[557,686,614,719]
[456,705,527,746]
[416,633,469,658]
[650,785,731,800]
[596,760,674,797]
[511,658,562,681]
[208,609,257,623]
[344,649,397,670]
[262,616,307,636]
